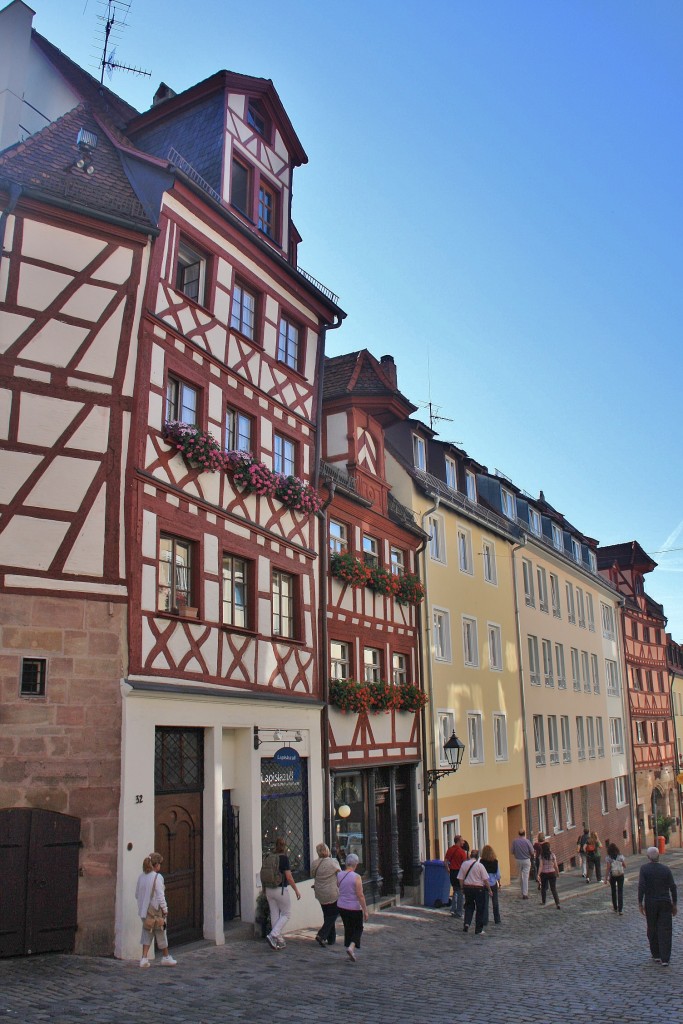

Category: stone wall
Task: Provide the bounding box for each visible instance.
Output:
[0,593,127,955]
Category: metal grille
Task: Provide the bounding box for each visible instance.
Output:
[260,758,310,882]
[222,794,240,921]
[155,728,204,794]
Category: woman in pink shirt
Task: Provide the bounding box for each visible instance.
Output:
[336,853,368,962]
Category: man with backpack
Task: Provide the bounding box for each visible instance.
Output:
[577,825,590,878]
[261,836,301,949]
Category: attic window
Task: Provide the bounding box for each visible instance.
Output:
[247,99,270,140]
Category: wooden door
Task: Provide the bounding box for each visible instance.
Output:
[155,793,203,945]
[0,808,80,957]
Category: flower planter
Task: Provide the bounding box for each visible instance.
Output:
[179,606,199,618]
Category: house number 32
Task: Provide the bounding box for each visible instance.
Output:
[135,795,143,804]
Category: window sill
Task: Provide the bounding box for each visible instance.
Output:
[229,326,262,348]
[170,287,212,316]
[156,610,204,623]
[221,625,257,638]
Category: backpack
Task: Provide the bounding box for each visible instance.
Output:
[610,857,624,877]
[260,852,283,888]
[585,841,596,855]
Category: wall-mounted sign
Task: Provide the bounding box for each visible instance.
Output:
[273,746,301,781]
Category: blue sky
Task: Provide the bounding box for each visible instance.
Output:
[30,0,683,633]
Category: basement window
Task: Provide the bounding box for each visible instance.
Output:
[21,658,46,697]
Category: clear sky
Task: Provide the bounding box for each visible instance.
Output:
[28,0,683,634]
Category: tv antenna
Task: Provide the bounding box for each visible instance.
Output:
[420,348,457,435]
[95,1,151,85]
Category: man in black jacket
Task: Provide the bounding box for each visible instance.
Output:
[638,846,678,966]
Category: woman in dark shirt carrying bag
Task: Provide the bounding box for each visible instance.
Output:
[311,842,340,946]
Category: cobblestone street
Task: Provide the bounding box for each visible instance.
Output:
[2,851,682,1024]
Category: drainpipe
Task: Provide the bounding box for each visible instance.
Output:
[510,537,532,833]
[420,495,440,859]
[614,597,638,854]
[667,666,682,851]
[0,183,22,274]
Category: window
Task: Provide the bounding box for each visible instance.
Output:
[175,239,206,305]
[277,317,299,369]
[273,432,296,476]
[589,550,597,572]
[570,648,580,691]
[591,653,600,694]
[222,554,248,628]
[643,625,650,643]
[561,715,571,763]
[272,569,294,638]
[587,716,596,759]
[428,515,445,562]
[552,792,562,833]
[528,635,541,686]
[586,593,595,631]
[651,721,658,743]
[646,670,654,692]
[631,619,639,639]
[433,608,451,661]
[548,715,559,765]
[362,535,379,568]
[225,406,252,453]
[529,507,541,536]
[596,716,605,757]
[231,158,251,214]
[390,547,404,576]
[463,616,479,668]
[576,587,586,628]
[472,811,488,850]
[247,98,270,139]
[576,716,586,760]
[555,643,567,689]
[258,181,277,238]
[600,781,608,815]
[564,789,575,828]
[581,651,591,693]
[542,639,554,687]
[551,523,563,551]
[537,567,548,612]
[412,434,426,470]
[482,540,497,584]
[230,281,257,340]
[501,488,516,519]
[615,776,627,807]
[493,713,508,761]
[329,520,348,555]
[571,537,581,563]
[488,624,502,671]
[467,713,484,764]
[158,535,193,612]
[548,574,560,620]
[166,375,198,425]
[445,456,457,490]
[438,711,456,765]
[601,602,616,639]
[635,720,646,744]
[633,667,643,691]
[20,657,46,697]
[533,714,546,766]
[261,755,309,882]
[465,470,477,502]
[566,582,576,624]
[522,558,535,607]
[330,640,350,680]
[392,652,407,685]
[537,797,548,836]
[363,647,382,682]
[443,816,461,851]
[457,527,473,574]
[609,717,624,755]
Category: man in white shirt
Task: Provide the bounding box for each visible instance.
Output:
[457,849,493,935]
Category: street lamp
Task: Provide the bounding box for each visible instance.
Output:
[425,732,466,794]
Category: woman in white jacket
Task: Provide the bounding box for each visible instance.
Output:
[135,852,177,968]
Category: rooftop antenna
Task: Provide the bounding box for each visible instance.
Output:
[95,1,151,85]
[418,348,457,435]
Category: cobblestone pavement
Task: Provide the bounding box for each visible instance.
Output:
[2,850,683,1024]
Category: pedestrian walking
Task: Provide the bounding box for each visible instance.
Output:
[533,832,545,890]
[511,829,535,899]
[262,836,301,950]
[605,842,627,914]
[311,842,340,946]
[480,844,502,926]
[585,831,603,883]
[538,841,561,909]
[444,835,467,918]
[638,846,678,966]
[337,853,368,962]
[577,825,590,879]
[135,852,177,968]
[457,848,492,935]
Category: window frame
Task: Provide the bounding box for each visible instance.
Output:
[412,434,426,470]
[329,519,348,555]
[560,715,571,763]
[537,566,549,613]
[493,712,508,761]
[363,646,382,683]
[225,405,253,454]
[362,534,379,568]
[165,373,199,426]
[229,279,259,341]
[428,514,446,563]
[570,647,581,691]
[390,546,405,577]
[566,582,576,624]
[488,622,503,672]
[542,638,554,687]
[522,558,535,607]
[465,470,477,502]
[433,607,452,662]
[555,643,567,689]
[273,432,296,476]
[272,568,295,639]
[392,651,408,686]
[175,237,208,306]
[548,714,559,765]
[482,539,497,585]
[158,533,195,614]
[438,710,457,766]
[576,716,586,760]
[457,526,474,575]
[533,714,546,766]
[221,552,250,630]
[330,639,351,680]
[20,657,47,697]
[501,488,516,519]
[277,315,301,371]
[528,635,541,686]
[467,712,485,765]
[550,573,561,618]
[257,177,279,240]
[462,615,479,668]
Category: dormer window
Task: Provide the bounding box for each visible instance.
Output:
[529,508,541,536]
[445,456,456,490]
[247,99,270,140]
[501,488,515,519]
[465,470,477,502]
[571,538,581,563]
[551,523,563,551]
[176,240,207,305]
[413,434,426,470]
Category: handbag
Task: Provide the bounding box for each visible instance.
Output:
[143,874,166,932]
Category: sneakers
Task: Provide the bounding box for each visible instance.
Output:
[653,958,662,963]
[276,938,286,949]
[661,961,670,967]
[139,957,150,969]
[266,933,278,950]
[346,945,356,962]
[161,955,177,966]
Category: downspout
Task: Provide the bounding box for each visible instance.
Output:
[615,596,638,854]
[420,495,440,859]
[0,183,22,275]
[667,666,682,850]
[313,314,345,850]
[510,537,532,832]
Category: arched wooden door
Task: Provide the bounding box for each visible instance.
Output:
[0,808,80,957]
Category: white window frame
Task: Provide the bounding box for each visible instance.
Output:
[601,601,616,639]
[501,488,516,519]
[392,652,407,685]
[528,635,541,686]
[551,523,564,551]
[438,710,456,766]
[537,797,548,836]
[488,623,502,671]
[542,638,554,687]
[442,816,461,852]
[571,537,582,563]
[537,566,549,612]
[463,616,479,668]
[609,717,624,755]
[560,715,571,763]
[428,514,446,563]
[329,519,348,555]
[571,647,581,691]
[493,713,508,761]
[605,659,620,696]
[577,716,586,760]
[566,582,576,624]
[581,650,591,693]
[457,526,474,575]
[615,776,627,808]
[330,640,351,680]
[472,810,488,851]
[596,715,605,758]
[529,507,541,536]
[550,573,561,618]
[482,539,497,585]
[600,781,608,815]
[467,712,484,764]
[548,715,559,765]
[591,653,600,694]
[390,546,405,577]
[586,715,596,759]
[564,789,575,828]
[413,433,426,470]
[433,608,452,662]
[555,643,567,689]
[533,714,546,767]
[522,558,535,607]
[465,470,477,502]
[363,646,382,683]
[445,456,457,490]
[576,587,586,628]
[586,592,595,632]
[551,792,562,833]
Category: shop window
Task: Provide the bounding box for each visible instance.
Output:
[333,772,366,871]
[261,757,310,883]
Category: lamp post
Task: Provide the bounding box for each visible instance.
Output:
[425,732,466,794]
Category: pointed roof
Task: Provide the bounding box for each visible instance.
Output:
[597,540,657,573]
[323,350,417,426]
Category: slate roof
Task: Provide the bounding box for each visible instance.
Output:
[0,103,155,231]
[597,541,657,572]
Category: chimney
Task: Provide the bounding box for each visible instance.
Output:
[152,82,177,107]
[379,354,397,389]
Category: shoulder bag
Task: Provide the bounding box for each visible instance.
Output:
[143,874,166,932]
